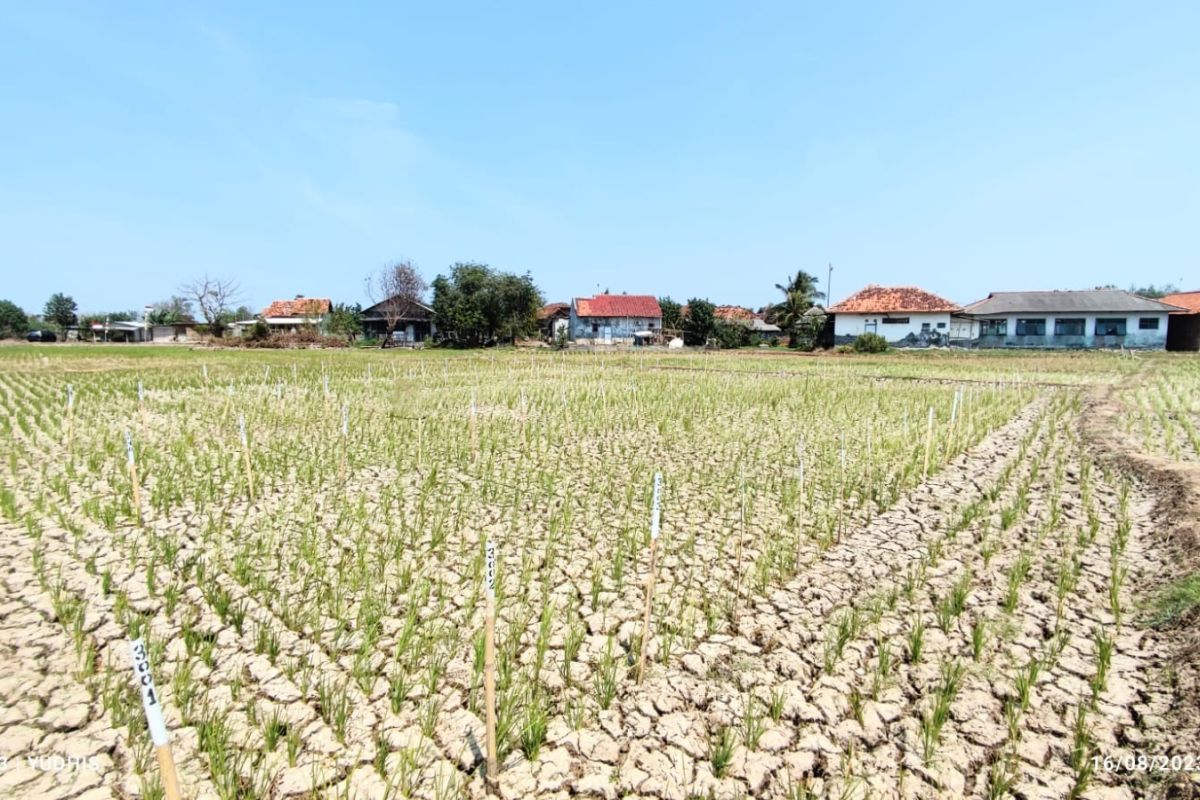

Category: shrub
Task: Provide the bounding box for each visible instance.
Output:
[853,332,889,353]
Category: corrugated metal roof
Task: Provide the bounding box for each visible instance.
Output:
[574,295,662,318]
[1160,291,1200,314]
[963,289,1182,315]
[828,285,961,314]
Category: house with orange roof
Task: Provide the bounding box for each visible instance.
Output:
[570,294,662,344]
[828,285,961,346]
[1161,290,1200,351]
[237,295,333,334]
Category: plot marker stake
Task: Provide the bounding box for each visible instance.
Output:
[922,406,935,479]
[125,430,142,526]
[65,384,74,450]
[129,639,182,800]
[637,472,662,684]
[239,414,254,502]
[483,539,498,787]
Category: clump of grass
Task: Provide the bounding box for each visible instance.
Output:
[741,695,765,749]
[907,615,926,664]
[1146,573,1200,628]
[709,726,736,778]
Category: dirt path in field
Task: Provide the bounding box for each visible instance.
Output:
[1083,370,1200,764]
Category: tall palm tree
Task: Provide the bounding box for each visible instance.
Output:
[769,270,825,334]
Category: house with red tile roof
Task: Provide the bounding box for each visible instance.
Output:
[237,296,334,333]
[570,294,662,344]
[828,285,961,346]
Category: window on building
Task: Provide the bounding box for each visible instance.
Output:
[1054,318,1085,336]
[980,319,1007,336]
[937,322,946,329]
[921,322,931,331]
[881,317,910,324]
[1095,318,1127,336]
[1139,317,1160,330]
[1015,318,1046,336]
[591,323,598,333]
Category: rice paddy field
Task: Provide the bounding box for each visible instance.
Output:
[1,345,1198,800]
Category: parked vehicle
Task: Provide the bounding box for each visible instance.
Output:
[25,330,57,342]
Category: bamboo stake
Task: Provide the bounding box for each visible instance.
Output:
[795,437,806,572]
[483,539,498,787]
[239,414,254,502]
[636,472,662,684]
[339,403,349,484]
[837,432,846,542]
[129,639,182,800]
[470,394,479,464]
[65,383,74,450]
[125,430,142,526]
[137,380,147,436]
[922,406,935,479]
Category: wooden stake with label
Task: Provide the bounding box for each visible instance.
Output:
[483,539,498,786]
[637,473,662,684]
[129,639,182,800]
[125,431,142,526]
[239,415,254,502]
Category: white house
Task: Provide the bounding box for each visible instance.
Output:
[570,294,662,345]
[828,285,962,346]
[963,289,1180,349]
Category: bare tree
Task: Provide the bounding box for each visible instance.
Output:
[179,275,241,338]
[366,261,427,346]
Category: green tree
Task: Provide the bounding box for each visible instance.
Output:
[1129,283,1179,299]
[431,263,543,346]
[0,300,29,339]
[43,293,78,332]
[683,298,716,346]
[659,297,683,331]
[769,270,825,347]
[146,296,194,325]
[713,319,750,349]
[328,303,363,342]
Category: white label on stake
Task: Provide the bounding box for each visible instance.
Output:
[341,404,349,437]
[485,539,496,600]
[137,381,144,403]
[650,473,662,541]
[129,638,169,746]
[239,415,248,446]
[202,365,208,380]
[124,431,135,466]
[67,384,74,411]
[323,374,329,395]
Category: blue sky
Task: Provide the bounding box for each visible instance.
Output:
[2,2,1197,316]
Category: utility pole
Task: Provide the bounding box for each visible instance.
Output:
[826,263,834,307]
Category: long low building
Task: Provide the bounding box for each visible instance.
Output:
[962,289,1181,349]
